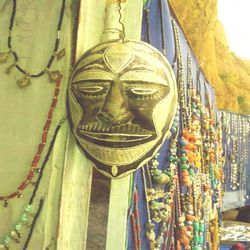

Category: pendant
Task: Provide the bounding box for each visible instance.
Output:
[17,76,31,88]
[0,52,9,63]
[48,70,62,82]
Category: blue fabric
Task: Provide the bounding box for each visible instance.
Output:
[141,0,175,64]
[127,0,218,249]
[220,246,231,250]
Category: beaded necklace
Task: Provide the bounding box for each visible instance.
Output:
[0,0,65,88]
[172,21,187,129]
[130,184,141,250]
[0,75,63,206]
[229,114,239,190]
[242,117,249,199]
[143,149,177,250]
[0,118,64,250]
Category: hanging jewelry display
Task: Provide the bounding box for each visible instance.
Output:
[67,1,178,178]
[0,0,65,88]
[219,111,249,209]
[172,19,223,250]
[0,1,67,249]
[221,110,250,200]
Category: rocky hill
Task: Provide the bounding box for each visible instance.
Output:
[169,0,250,114]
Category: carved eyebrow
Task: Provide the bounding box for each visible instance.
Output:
[72,69,113,83]
[83,63,105,70]
[120,70,168,86]
[131,65,153,71]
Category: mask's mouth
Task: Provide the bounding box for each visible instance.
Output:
[77,122,154,143]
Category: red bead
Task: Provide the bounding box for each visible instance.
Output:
[32,157,39,167]
[43,121,51,131]
[31,161,38,168]
[18,182,27,190]
[7,192,18,199]
[27,171,34,180]
[51,98,57,107]
[37,143,45,154]
[48,108,54,119]
[42,131,48,143]
[56,79,62,87]
[34,155,41,163]
[134,192,139,202]
[54,88,60,96]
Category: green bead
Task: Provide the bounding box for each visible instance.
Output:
[193,234,199,243]
[168,156,176,162]
[199,235,204,244]
[15,223,22,231]
[193,221,199,231]
[172,121,179,128]
[151,169,161,176]
[0,244,4,249]
[152,160,159,167]
[21,213,28,222]
[189,168,195,177]
[199,223,205,232]
[171,127,177,134]
[24,204,32,213]
[180,163,189,170]
[180,156,188,162]
[4,235,11,244]
[193,246,201,250]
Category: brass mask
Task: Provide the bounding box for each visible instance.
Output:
[68,40,177,178]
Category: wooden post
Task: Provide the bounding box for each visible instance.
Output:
[104,1,143,249]
[57,0,105,248]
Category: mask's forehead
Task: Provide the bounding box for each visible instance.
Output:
[103,43,135,73]
[71,41,172,86]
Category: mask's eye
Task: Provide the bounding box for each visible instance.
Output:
[78,86,104,93]
[131,88,158,95]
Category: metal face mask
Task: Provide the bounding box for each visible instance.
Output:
[68,40,177,178]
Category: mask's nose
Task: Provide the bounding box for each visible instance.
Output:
[97,81,134,125]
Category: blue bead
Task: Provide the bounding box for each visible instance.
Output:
[178,138,188,147]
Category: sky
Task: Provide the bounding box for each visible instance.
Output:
[218,0,250,59]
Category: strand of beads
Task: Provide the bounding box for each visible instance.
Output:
[0,204,32,249]
[0,119,64,249]
[192,220,205,250]
[145,155,176,250]
[0,74,63,206]
[130,186,141,250]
